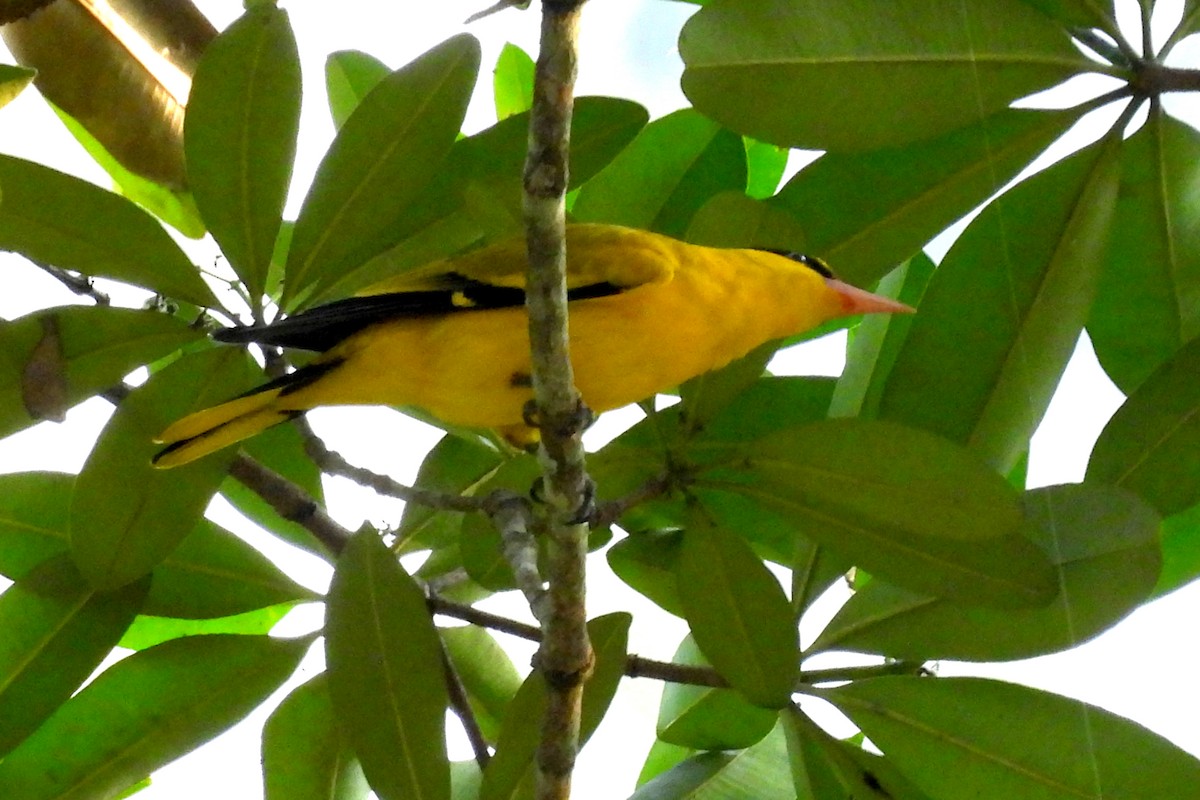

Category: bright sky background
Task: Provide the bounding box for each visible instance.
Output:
[1,1,1198,798]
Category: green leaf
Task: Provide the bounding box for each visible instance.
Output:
[676,508,797,708]
[743,137,789,199]
[284,34,480,308]
[397,435,503,553]
[770,108,1079,286]
[1156,500,1200,597]
[0,63,34,108]
[812,483,1161,660]
[572,107,747,238]
[0,554,146,757]
[631,719,794,800]
[0,154,216,306]
[656,635,777,750]
[493,42,535,120]
[326,532,450,800]
[830,255,935,419]
[0,634,308,800]
[1018,0,1119,30]
[118,603,293,650]
[264,674,370,800]
[824,676,1200,800]
[480,614,630,800]
[325,50,391,130]
[70,347,258,589]
[877,136,1121,472]
[1089,108,1200,391]
[186,2,300,301]
[692,419,1055,608]
[440,625,522,743]
[686,191,810,256]
[697,376,836,444]
[1087,334,1200,515]
[678,341,777,435]
[680,0,1092,151]
[638,740,695,788]
[782,707,899,800]
[607,529,685,617]
[0,472,74,578]
[0,306,202,439]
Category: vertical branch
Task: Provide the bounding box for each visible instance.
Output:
[522,2,592,800]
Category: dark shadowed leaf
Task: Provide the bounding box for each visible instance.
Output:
[1087,334,1200,516]
[824,676,1200,800]
[877,137,1121,472]
[71,348,258,589]
[0,634,308,800]
[326,532,450,800]
[676,509,797,708]
[680,0,1091,151]
[1090,109,1200,391]
[0,554,146,757]
[264,674,369,800]
[284,35,480,308]
[0,63,34,107]
[0,307,202,439]
[770,108,1079,286]
[572,107,746,238]
[0,155,215,306]
[186,3,300,301]
[813,483,1161,660]
[783,707,904,800]
[656,635,777,750]
[692,419,1055,608]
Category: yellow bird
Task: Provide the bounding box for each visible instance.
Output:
[153,224,912,467]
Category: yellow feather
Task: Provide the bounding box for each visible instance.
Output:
[154,224,911,467]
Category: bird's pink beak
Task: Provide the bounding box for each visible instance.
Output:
[826,278,915,316]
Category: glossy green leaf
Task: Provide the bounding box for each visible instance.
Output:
[630,719,793,800]
[878,137,1121,472]
[307,96,647,304]
[813,483,1161,660]
[440,625,522,743]
[397,435,502,552]
[186,3,300,301]
[1156,500,1200,597]
[772,108,1078,287]
[830,255,935,419]
[743,137,788,199]
[692,419,1055,608]
[221,422,330,558]
[638,740,695,788]
[1089,109,1200,391]
[0,634,308,800]
[70,348,257,589]
[824,676,1200,800]
[783,707,898,800]
[656,635,777,750]
[0,306,201,439]
[480,613,630,800]
[0,63,34,108]
[680,0,1092,151]
[676,510,797,708]
[1087,334,1200,515]
[493,42,534,120]
[0,154,215,306]
[264,674,369,800]
[325,50,390,130]
[572,107,746,238]
[326,532,450,800]
[284,34,480,308]
[118,603,292,650]
[608,529,685,617]
[0,554,146,757]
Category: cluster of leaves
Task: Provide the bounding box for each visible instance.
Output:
[0,0,1199,798]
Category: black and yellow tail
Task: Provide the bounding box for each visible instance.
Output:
[151,382,302,468]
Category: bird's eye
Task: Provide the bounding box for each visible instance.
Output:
[757,248,836,278]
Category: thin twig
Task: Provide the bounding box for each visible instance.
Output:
[32,260,111,305]
[589,473,672,529]
[428,595,543,641]
[441,644,492,768]
[227,453,353,556]
[625,656,727,689]
[490,491,549,618]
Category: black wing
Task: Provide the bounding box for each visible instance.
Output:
[216,273,624,352]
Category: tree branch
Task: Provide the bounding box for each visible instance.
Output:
[226,453,354,556]
[522,2,592,798]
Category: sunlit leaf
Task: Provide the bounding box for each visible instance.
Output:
[325,49,390,130]
[493,42,534,120]
[118,603,293,651]
[0,63,34,108]
[186,2,300,301]
[680,0,1091,151]
[0,634,308,800]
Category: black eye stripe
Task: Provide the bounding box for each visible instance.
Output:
[756,248,836,279]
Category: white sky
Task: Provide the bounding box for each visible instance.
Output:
[1,1,1198,798]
